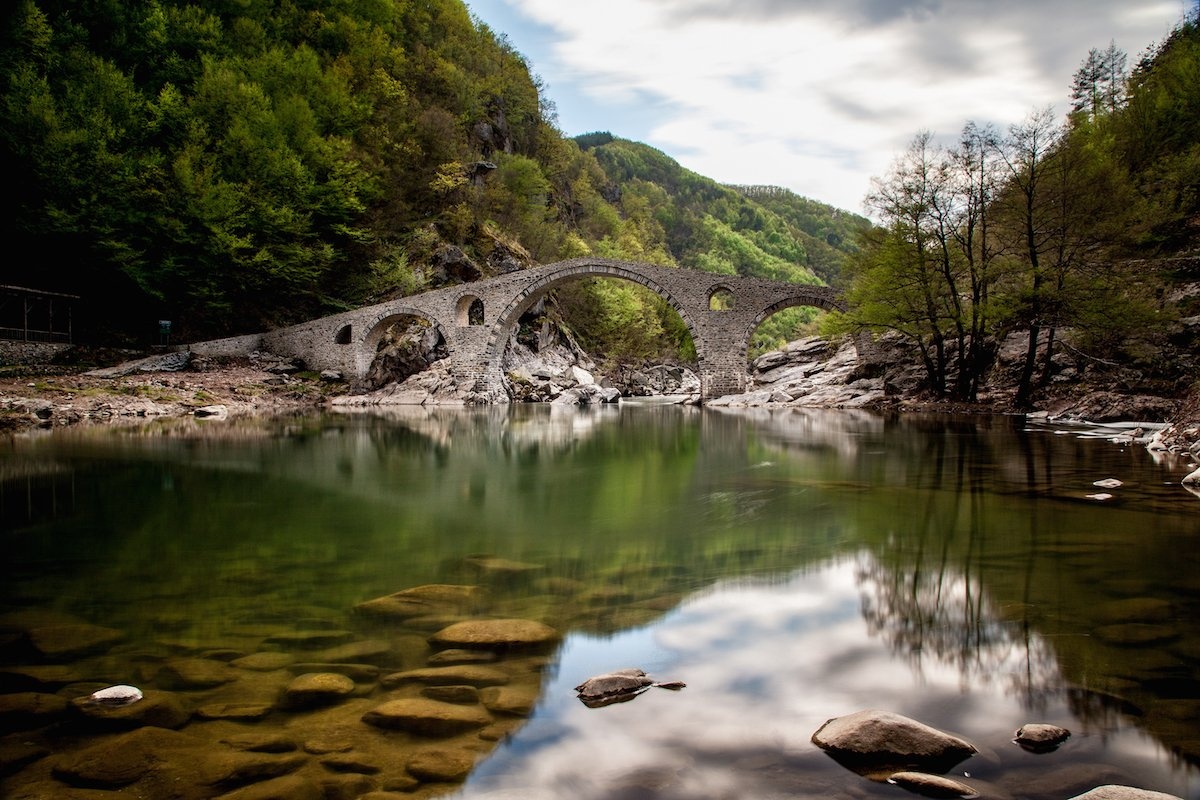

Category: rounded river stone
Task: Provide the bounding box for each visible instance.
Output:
[888,771,978,798]
[811,709,977,766]
[428,619,559,650]
[1014,722,1071,751]
[283,672,356,707]
[361,698,492,736]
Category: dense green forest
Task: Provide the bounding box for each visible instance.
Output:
[3,0,1196,394]
[830,11,1200,406]
[0,0,861,364]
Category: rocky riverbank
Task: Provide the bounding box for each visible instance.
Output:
[2,334,1198,475]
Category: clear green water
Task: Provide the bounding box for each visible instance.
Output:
[1,405,1198,799]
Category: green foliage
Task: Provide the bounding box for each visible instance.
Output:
[0,0,867,364]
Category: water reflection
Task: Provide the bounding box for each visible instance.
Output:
[1,407,1198,799]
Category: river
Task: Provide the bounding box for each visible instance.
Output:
[1,405,1198,799]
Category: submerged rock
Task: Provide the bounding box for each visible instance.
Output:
[888,771,978,798]
[155,657,237,690]
[380,665,511,689]
[27,623,124,659]
[72,689,189,729]
[1014,723,1071,752]
[282,672,356,708]
[811,709,977,771]
[0,692,69,731]
[52,726,196,787]
[355,584,483,620]
[406,747,477,782]
[428,619,560,651]
[361,698,492,736]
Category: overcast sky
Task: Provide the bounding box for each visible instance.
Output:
[463,0,1188,214]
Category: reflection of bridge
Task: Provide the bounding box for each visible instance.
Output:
[231,258,857,400]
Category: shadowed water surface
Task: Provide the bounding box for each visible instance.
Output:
[1,406,1198,799]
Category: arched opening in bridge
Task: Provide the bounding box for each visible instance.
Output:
[708,287,735,311]
[362,314,448,391]
[499,274,697,400]
[750,306,827,360]
[334,324,352,345]
[456,295,484,326]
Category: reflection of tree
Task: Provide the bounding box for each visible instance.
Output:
[849,416,1200,767]
[856,553,1061,710]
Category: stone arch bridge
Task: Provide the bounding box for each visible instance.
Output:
[216,257,859,401]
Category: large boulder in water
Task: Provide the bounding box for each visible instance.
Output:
[811,709,977,771]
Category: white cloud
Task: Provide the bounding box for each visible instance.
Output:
[476,0,1183,212]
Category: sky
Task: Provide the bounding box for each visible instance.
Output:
[462,0,1189,215]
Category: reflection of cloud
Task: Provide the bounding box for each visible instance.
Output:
[457,557,1194,799]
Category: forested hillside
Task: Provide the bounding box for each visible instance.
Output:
[0,0,857,362]
[831,11,1200,408]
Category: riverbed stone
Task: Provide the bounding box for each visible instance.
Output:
[422,685,481,704]
[263,629,356,648]
[222,734,297,753]
[214,774,322,800]
[888,771,977,798]
[1068,787,1184,800]
[290,662,380,682]
[481,685,538,717]
[0,664,83,691]
[155,657,238,689]
[196,750,309,788]
[463,556,544,581]
[232,652,296,671]
[381,665,511,689]
[52,726,196,787]
[0,691,69,731]
[811,709,977,769]
[361,698,492,736]
[1015,723,1071,752]
[72,689,190,729]
[27,623,124,659]
[310,639,396,665]
[427,649,498,665]
[196,702,274,721]
[354,584,484,620]
[282,672,356,708]
[406,747,476,782]
[428,619,560,651]
[320,753,381,774]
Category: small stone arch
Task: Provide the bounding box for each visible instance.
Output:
[456,294,485,327]
[708,286,736,311]
[334,324,352,345]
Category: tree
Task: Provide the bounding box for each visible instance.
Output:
[945,122,1003,401]
[1070,41,1128,119]
[841,132,960,397]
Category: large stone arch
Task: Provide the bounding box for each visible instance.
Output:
[477,261,704,397]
